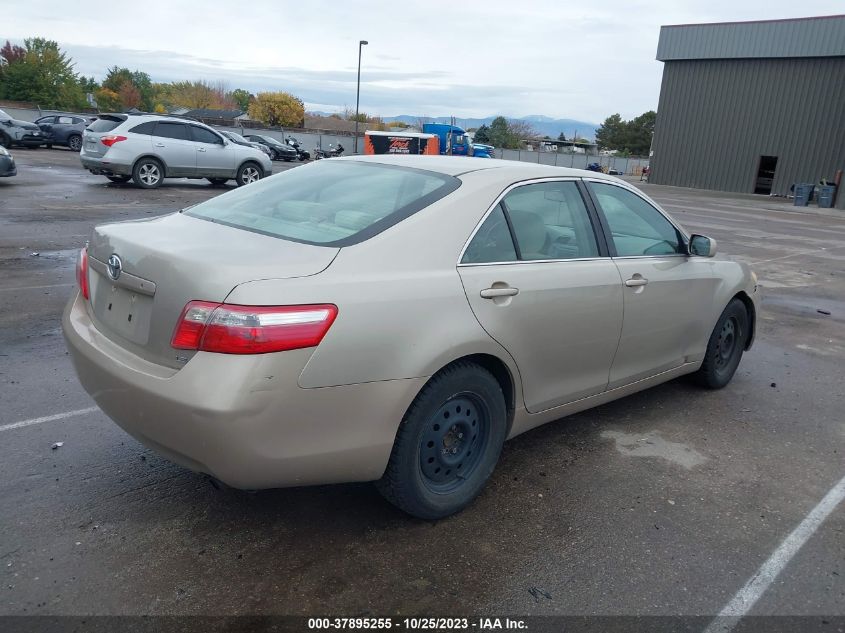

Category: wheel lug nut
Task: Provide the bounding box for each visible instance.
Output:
[458,433,463,439]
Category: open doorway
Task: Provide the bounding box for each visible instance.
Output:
[755,155,778,194]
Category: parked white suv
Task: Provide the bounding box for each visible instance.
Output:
[80,113,272,188]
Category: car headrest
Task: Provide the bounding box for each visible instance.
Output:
[508,210,546,254]
[334,210,376,231]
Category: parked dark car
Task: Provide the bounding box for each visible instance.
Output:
[35,114,95,151]
[0,108,45,148]
[245,134,298,161]
[220,130,274,159]
[0,145,16,177]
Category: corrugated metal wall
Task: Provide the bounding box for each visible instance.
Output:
[657,16,845,61]
[650,57,845,208]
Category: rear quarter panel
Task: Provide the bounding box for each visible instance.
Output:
[225,170,524,394]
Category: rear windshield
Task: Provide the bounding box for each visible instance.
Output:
[185,161,460,246]
[88,117,123,133]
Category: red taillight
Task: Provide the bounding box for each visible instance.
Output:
[171,302,338,355]
[100,135,127,147]
[76,247,90,300]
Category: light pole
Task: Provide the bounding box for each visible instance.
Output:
[354,40,368,154]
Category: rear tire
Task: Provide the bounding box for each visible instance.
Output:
[132,157,164,189]
[376,362,507,520]
[235,162,262,187]
[106,175,131,183]
[45,143,53,149]
[67,135,82,152]
[692,299,749,389]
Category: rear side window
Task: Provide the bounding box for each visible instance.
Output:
[57,116,74,124]
[154,122,189,140]
[186,161,460,246]
[130,121,156,135]
[190,126,223,144]
[461,204,517,264]
[87,118,122,133]
[503,182,599,260]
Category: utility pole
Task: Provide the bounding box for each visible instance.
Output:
[354,40,368,154]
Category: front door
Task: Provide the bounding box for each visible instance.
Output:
[190,125,235,178]
[587,180,721,388]
[458,180,623,413]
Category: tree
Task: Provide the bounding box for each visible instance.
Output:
[101,66,154,110]
[229,88,252,112]
[0,38,86,109]
[595,111,655,156]
[473,124,491,144]
[0,41,26,65]
[248,92,305,127]
[488,116,513,148]
[557,132,567,141]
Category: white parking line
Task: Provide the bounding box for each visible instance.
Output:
[0,407,99,433]
[0,283,75,292]
[703,472,845,633]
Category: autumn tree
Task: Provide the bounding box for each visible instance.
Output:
[0,38,86,109]
[100,66,154,110]
[248,92,304,127]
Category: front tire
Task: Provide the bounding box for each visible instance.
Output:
[235,162,262,187]
[132,158,164,189]
[376,362,507,520]
[693,299,749,389]
[0,133,10,148]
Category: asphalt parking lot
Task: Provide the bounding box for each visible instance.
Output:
[1,149,843,621]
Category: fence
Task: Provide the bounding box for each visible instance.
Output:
[2,106,649,174]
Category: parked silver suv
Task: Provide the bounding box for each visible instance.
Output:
[80,113,272,188]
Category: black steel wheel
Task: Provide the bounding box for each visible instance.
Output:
[377,361,507,519]
[418,394,490,493]
[693,298,749,389]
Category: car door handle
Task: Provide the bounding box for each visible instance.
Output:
[197,148,206,152]
[480,287,519,299]
[154,143,165,147]
[624,277,649,287]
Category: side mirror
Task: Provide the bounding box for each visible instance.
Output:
[689,234,717,257]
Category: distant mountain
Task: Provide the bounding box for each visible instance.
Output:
[307,111,599,140]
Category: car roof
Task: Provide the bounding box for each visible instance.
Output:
[341,154,624,181]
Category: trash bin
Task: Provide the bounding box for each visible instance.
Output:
[793,183,814,206]
[817,185,836,209]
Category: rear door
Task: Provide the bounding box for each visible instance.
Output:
[586,180,721,387]
[458,179,623,413]
[152,122,195,177]
[190,125,235,177]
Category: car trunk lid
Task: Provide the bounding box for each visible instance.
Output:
[85,212,339,368]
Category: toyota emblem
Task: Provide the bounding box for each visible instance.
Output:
[106,254,122,281]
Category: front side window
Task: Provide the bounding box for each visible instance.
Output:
[190,126,223,144]
[590,182,682,256]
[186,161,459,246]
[461,204,517,264]
[37,116,56,124]
[503,181,600,260]
[154,122,189,140]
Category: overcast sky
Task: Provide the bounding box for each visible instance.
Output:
[2,0,841,123]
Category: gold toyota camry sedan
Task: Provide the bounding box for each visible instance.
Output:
[63,155,759,519]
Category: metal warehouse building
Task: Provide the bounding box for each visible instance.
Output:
[650,15,845,209]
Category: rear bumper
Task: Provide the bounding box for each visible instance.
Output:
[62,291,422,489]
[80,155,132,176]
